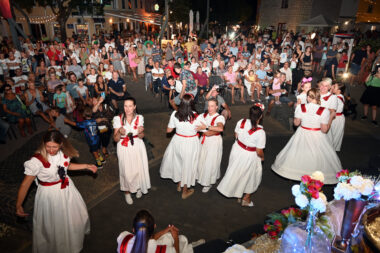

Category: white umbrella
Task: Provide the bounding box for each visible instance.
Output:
[196,11,200,31]
[189,10,194,34]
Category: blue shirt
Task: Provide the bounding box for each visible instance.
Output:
[256,69,267,80]
[66,83,79,99]
[76,119,99,146]
[108,77,125,93]
[229,47,238,56]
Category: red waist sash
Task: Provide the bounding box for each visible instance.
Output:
[336,112,343,116]
[237,139,256,152]
[120,135,138,147]
[301,126,321,131]
[38,178,69,189]
[176,133,199,138]
[201,133,221,144]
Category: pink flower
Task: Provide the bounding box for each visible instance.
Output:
[301,175,312,184]
[274,220,282,227]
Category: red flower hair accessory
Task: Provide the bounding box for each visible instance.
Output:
[254,103,265,112]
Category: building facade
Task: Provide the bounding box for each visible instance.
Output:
[0,0,161,40]
[257,0,380,33]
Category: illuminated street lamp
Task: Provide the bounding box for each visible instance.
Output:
[154,4,159,11]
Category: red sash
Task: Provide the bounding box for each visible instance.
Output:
[316,107,325,116]
[336,112,343,116]
[120,135,138,147]
[322,94,332,101]
[301,104,306,113]
[337,96,344,103]
[248,127,262,135]
[240,118,247,129]
[301,126,321,131]
[237,139,256,152]
[39,177,69,189]
[176,133,198,138]
[201,114,221,144]
[119,234,134,253]
[119,234,166,253]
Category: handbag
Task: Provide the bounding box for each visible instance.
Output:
[16,95,31,115]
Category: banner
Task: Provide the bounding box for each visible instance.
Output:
[0,0,12,19]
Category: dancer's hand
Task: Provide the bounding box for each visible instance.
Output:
[16,206,29,217]
[87,164,98,173]
[119,128,126,135]
[196,122,207,131]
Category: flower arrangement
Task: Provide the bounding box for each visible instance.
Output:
[291,171,328,213]
[334,169,376,201]
[263,207,304,239]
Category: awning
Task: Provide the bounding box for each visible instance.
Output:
[299,15,336,27]
[105,10,162,26]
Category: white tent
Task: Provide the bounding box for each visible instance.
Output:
[299,15,336,27]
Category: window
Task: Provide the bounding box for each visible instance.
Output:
[112,0,118,9]
[122,0,125,9]
[367,4,373,13]
[281,0,288,9]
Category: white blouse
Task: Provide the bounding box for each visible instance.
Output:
[320,92,338,111]
[113,114,144,138]
[295,103,330,128]
[24,151,70,182]
[168,111,205,136]
[234,119,266,149]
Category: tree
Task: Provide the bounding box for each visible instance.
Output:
[35,0,104,42]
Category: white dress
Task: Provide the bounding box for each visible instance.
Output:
[217,119,266,198]
[160,111,205,187]
[197,113,225,187]
[320,92,338,145]
[117,231,193,253]
[24,151,90,253]
[271,103,342,184]
[113,114,151,194]
[330,94,345,151]
[296,93,307,104]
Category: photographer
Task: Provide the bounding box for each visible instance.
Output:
[360,64,380,126]
[205,85,232,120]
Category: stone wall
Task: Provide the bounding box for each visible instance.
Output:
[258,0,313,32]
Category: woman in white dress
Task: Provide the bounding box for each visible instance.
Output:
[160,94,205,199]
[272,88,341,184]
[16,130,97,253]
[196,98,225,193]
[217,104,266,207]
[113,97,150,205]
[330,83,346,151]
[117,209,194,253]
[319,78,338,144]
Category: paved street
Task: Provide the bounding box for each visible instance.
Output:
[1,75,380,252]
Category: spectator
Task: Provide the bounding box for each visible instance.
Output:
[152,61,164,95]
[2,84,33,137]
[24,81,51,124]
[76,79,90,105]
[49,106,73,138]
[53,85,67,114]
[108,71,128,110]
[194,66,209,97]
[68,58,83,79]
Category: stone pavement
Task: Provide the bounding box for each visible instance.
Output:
[1,74,380,252]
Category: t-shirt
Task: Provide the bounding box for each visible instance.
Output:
[179,69,197,92]
[76,86,88,97]
[54,93,67,108]
[194,72,208,86]
[6,58,21,70]
[66,83,79,99]
[76,119,99,146]
[55,114,71,137]
[352,49,367,65]
[152,68,164,80]
[224,71,237,84]
[108,78,125,93]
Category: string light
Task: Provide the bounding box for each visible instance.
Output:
[17,14,57,24]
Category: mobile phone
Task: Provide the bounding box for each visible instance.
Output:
[214,85,219,89]
[101,92,106,98]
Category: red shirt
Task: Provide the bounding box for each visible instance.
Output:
[194,72,208,86]
[47,49,61,61]
[165,66,178,78]
[337,54,348,68]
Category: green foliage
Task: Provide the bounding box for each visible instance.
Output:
[355,39,380,52]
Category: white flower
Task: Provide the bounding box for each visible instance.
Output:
[319,192,327,203]
[350,176,365,189]
[291,184,301,197]
[295,194,309,208]
[334,182,361,201]
[311,171,325,182]
[310,197,327,213]
[359,179,374,196]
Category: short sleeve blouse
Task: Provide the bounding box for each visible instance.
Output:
[113,114,144,137]
[234,119,266,149]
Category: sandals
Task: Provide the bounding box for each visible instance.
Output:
[182,189,194,199]
[241,200,254,207]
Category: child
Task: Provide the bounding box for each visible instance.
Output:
[62,84,75,114]
[271,72,282,104]
[297,79,312,105]
[247,70,261,102]
[53,85,67,114]
[49,107,72,138]
[76,78,90,105]
[72,98,85,123]
[279,48,288,68]
[75,106,105,168]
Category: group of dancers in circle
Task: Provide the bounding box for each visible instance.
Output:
[15,76,345,253]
